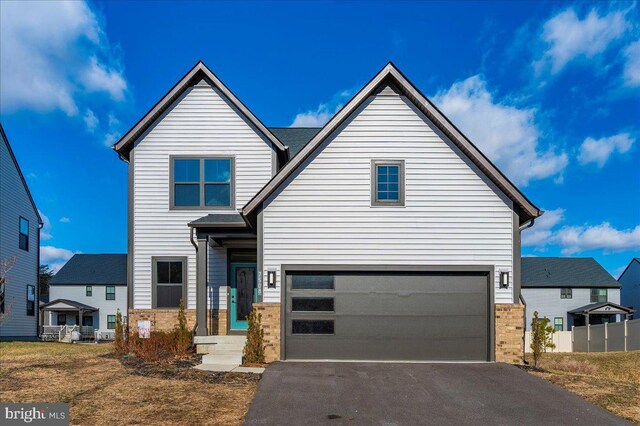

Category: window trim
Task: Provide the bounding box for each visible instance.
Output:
[107,315,116,330]
[560,288,572,299]
[371,159,405,207]
[105,286,115,300]
[554,317,563,332]
[169,155,236,210]
[151,256,188,309]
[19,216,29,251]
[86,286,92,297]
[26,284,35,316]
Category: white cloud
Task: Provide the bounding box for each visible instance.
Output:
[522,208,564,247]
[432,75,568,186]
[578,133,635,167]
[534,7,629,75]
[291,89,356,127]
[40,245,77,273]
[0,1,128,116]
[38,210,53,240]
[555,223,640,255]
[59,217,71,223]
[83,109,99,133]
[623,40,640,87]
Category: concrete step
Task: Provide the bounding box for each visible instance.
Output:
[194,335,246,345]
[201,353,243,365]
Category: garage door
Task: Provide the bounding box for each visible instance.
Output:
[284,271,490,361]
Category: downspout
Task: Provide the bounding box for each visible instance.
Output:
[37,221,43,338]
[520,292,528,365]
[190,226,198,251]
[519,218,535,231]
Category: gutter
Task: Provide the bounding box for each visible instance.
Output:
[190,226,198,251]
[520,292,528,365]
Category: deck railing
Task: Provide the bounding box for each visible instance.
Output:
[41,325,95,342]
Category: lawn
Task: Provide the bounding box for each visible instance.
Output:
[527,351,640,424]
[0,342,259,425]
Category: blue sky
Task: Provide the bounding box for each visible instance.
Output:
[1,1,639,275]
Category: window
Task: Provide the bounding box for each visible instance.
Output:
[19,217,29,251]
[106,286,115,300]
[86,286,92,297]
[26,285,35,316]
[591,288,608,303]
[372,160,404,206]
[82,315,93,327]
[58,313,67,326]
[153,258,186,309]
[560,288,572,299]
[292,297,334,312]
[291,274,335,290]
[171,157,234,209]
[292,320,334,334]
[107,315,116,330]
[554,317,563,332]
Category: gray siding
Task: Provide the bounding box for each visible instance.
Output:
[263,86,515,304]
[0,130,39,338]
[620,260,640,312]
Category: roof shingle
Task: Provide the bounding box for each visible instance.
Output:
[521,257,620,288]
[49,254,127,286]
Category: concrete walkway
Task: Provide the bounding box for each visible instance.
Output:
[244,362,628,425]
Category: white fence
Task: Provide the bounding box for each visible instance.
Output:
[525,331,573,353]
[572,319,640,353]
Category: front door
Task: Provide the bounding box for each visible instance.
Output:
[230,263,257,331]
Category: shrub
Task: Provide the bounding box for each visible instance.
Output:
[173,298,192,356]
[114,309,125,355]
[242,310,265,364]
[530,311,556,368]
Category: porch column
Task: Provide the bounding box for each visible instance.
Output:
[195,236,208,336]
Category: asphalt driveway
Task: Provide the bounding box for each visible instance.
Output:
[244,362,628,425]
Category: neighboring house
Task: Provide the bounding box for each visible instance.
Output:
[113,61,545,363]
[521,257,633,331]
[42,254,127,338]
[0,124,41,340]
[619,258,640,313]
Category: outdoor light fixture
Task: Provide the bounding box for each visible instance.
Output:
[500,272,510,288]
[267,270,276,288]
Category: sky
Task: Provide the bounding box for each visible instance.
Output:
[0,0,639,276]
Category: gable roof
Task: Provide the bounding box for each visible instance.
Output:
[269,127,320,157]
[522,257,621,288]
[243,62,542,224]
[618,258,640,281]
[49,254,127,286]
[40,299,99,311]
[113,61,287,160]
[0,123,42,224]
[567,301,634,315]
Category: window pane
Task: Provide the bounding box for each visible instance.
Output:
[174,159,200,182]
[157,262,170,284]
[19,234,28,251]
[292,297,334,312]
[20,218,29,235]
[292,320,334,334]
[157,285,182,308]
[204,159,231,182]
[291,274,335,290]
[27,285,35,301]
[107,315,116,329]
[388,191,399,201]
[175,184,200,206]
[376,164,401,203]
[205,184,231,207]
[169,261,183,284]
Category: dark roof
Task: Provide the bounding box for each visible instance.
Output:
[49,254,127,286]
[567,302,634,315]
[189,213,247,227]
[522,257,621,288]
[269,127,320,157]
[40,299,99,311]
[618,258,640,281]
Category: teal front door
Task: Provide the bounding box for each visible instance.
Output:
[230,263,257,330]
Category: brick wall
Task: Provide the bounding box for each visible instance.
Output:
[495,303,525,364]
[128,309,228,336]
[209,309,227,335]
[253,302,281,362]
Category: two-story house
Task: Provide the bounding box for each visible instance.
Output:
[113,61,545,363]
[0,124,41,340]
[41,254,127,339]
[619,258,640,313]
[521,257,633,331]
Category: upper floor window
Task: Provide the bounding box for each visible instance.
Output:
[170,157,234,209]
[560,288,572,299]
[591,288,607,303]
[86,286,92,297]
[106,286,115,300]
[26,285,35,316]
[19,217,29,251]
[371,160,404,206]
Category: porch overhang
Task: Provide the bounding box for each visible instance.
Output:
[188,212,256,247]
[40,299,98,312]
[568,302,634,317]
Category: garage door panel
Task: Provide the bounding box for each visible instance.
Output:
[335,293,487,316]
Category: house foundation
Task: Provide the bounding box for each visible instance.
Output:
[495,303,525,364]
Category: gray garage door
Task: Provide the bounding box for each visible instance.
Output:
[284,271,490,361]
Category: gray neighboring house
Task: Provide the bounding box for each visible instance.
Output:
[521,257,633,331]
[619,258,640,313]
[42,254,127,338]
[0,124,42,340]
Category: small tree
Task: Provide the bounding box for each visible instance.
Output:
[114,309,125,355]
[39,264,54,301]
[242,310,265,365]
[530,311,556,368]
[0,257,17,325]
[173,298,192,355]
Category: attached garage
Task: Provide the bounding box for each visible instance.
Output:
[283,267,493,361]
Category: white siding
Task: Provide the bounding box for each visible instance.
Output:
[262,86,515,304]
[132,79,274,309]
[620,260,640,311]
[0,131,39,338]
[522,287,622,330]
[48,285,127,333]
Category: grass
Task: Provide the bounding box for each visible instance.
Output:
[526,351,640,424]
[0,342,258,425]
